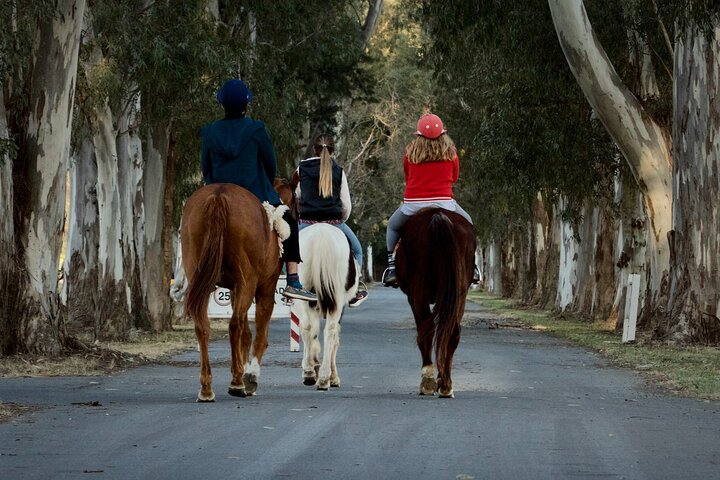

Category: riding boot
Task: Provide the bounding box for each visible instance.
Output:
[382,254,397,287]
[283,273,317,301]
[349,279,369,308]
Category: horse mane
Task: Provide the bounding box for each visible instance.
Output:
[274,177,298,220]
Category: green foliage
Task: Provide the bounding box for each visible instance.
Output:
[0,0,57,87]
[242,0,370,174]
[412,0,620,241]
[337,0,435,263]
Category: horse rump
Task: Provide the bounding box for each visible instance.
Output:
[397,208,475,397]
[182,188,229,321]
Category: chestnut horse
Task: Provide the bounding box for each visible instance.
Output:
[181,182,289,402]
[395,208,476,398]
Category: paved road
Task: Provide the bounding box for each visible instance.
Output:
[1,287,719,479]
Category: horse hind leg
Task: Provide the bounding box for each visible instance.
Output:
[297,304,321,385]
[436,321,462,399]
[194,311,216,402]
[243,284,276,396]
[317,310,341,390]
[329,314,342,388]
[412,302,437,396]
[228,290,254,398]
[420,364,438,396]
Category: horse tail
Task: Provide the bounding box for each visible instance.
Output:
[428,212,463,365]
[302,226,349,317]
[185,193,228,320]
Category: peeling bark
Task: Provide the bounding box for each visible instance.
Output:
[0,90,24,354]
[667,23,720,343]
[116,99,147,329]
[143,127,171,332]
[556,197,578,312]
[64,138,98,334]
[11,0,87,354]
[530,192,559,309]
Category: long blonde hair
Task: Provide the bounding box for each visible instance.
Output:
[313,134,336,198]
[405,135,456,164]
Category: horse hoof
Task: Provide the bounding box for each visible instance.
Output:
[228,385,247,398]
[244,373,258,395]
[196,393,216,403]
[438,389,454,398]
[330,380,340,388]
[419,377,438,396]
[317,379,330,390]
[303,376,317,386]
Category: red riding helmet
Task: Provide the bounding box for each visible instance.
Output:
[414,113,447,139]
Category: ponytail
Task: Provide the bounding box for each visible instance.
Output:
[313,134,336,198]
[318,145,333,198]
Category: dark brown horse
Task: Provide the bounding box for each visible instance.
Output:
[181,182,288,402]
[395,208,476,398]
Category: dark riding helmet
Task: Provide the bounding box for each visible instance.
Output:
[216,79,253,112]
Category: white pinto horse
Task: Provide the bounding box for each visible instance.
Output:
[293,223,359,390]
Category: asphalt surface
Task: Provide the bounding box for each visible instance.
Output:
[1,287,719,480]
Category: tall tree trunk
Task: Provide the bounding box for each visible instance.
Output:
[529,192,558,309]
[8,0,87,354]
[667,23,720,343]
[143,127,171,331]
[567,201,616,321]
[361,0,384,51]
[548,0,672,323]
[0,90,23,354]
[63,137,98,335]
[486,239,503,296]
[161,130,176,322]
[116,99,148,330]
[93,100,131,340]
[556,196,578,312]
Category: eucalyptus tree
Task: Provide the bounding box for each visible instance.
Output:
[0,0,87,354]
[549,0,720,341]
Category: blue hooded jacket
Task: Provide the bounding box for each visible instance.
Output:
[201,117,282,206]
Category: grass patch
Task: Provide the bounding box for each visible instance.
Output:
[0,320,229,378]
[468,290,720,401]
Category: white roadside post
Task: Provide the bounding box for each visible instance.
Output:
[622,273,641,343]
[366,245,373,282]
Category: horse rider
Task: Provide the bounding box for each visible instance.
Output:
[382,113,478,287]
[201,78,316,302]
[293,133,369,307]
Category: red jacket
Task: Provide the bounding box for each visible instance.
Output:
[403,154,459,202]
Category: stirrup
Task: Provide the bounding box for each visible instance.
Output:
[381,268,398,288]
